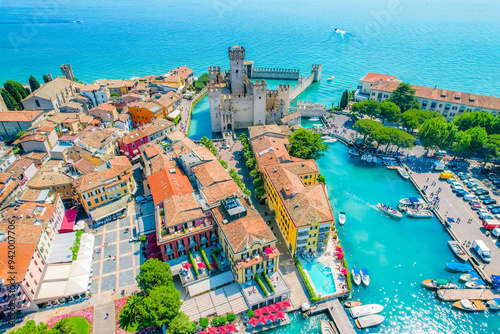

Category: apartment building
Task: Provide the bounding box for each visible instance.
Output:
[118,119,175,158]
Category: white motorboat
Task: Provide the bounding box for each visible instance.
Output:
[321,136,331,140]
[361,154,367,161]
[324,138,337,143]
[487,298,500,310]
[349,304,384,318]
[465,279,486,289]
[355,314,385,329]
[352,269,361,286]
[399,197,426,206]
[309,117,320,121]
[397,167,410,179]
[377,203,403,219]
[348,149,360,157]
[321,320,335,334]
[367,155,373,163]
[406,208,433,218]
[327,76,335,81]
[372,156,378,163]
[361,269,370,286]
[459,272,479,282]
[338,212,346,225]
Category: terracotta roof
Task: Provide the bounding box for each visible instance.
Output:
[123,80,137,87]
[192,146,217,162]
[19,188,45,202]
[2,201,56,222]
[155,92,181,109]
[150,154,177,175]
[129,101,162,113]
[281,111,301,123]
[27,171,72,188]
[119,119,174,145]
[192,160,231,188]
[169,65,194,79]
[0,110,43,123]
[72,158,97,174]
[117,111,130,122]
[0,242,37,283]
[80,84,101,92]
[37,125,55,132]
[163,193,204,227]
[362,72,398,83]
[73,156,132,193]
[75,127,118,151]
[90,103,116,112]
[248,124,286,140]
[372,80,500,110]
[201,180,242,205]
[0,180,19,204]
[142,144,164,160]
[251,135,291,168]
[18,133,48,143]
[47,112,80,125]
[59,135,77,141]
[148,167,193,205]
[4,159,34,179]
[213,207,276,254]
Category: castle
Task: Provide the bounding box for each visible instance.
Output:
[208,46,321,133]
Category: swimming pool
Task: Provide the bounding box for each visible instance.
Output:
[301,260,337,297]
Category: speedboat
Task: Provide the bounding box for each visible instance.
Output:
[397,167,410,180]
[344,300,362,308]
[321,136,331,140]
[372,156,377,163]
[448,241,469,262]
[321,320,335,334]
[348,149,360,157]
[309,117,320,121]
[459,272,479,282]
[386,165,398,170]
[352,268,361,286]
[422,279,457,290]
[367,155,373,163]
[361,154,367,161]
[453,299,486,312]
[338,212,346,225]
[399,197,426,206]
[355,314,385,329]
[361,269,370,286]
[487,298,500,310]
[447,263,473,273]
[406,208,433,218]
[327,76,335,81]
[377,203,403,219]
[349,304,384,318]
[465,279,486,289]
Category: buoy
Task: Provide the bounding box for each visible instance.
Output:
[353,265,355,268]
[350,254,352,257]
[343,233,345,235]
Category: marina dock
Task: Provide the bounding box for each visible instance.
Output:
[436,289,500,301]
[305,300,356,334]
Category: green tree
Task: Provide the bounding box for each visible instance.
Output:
[43,75,50,83]
[4,80,25,106]
[50,318,76,334]
[8,320,50,334]
[247,310,255,318]
[255,186,266,198]
[199,318,209,329]
[453,130,472,156]
[390,127,415,151]
[289,128,328,159]
[218,158,228,169]
[250,170,260,179]
[120,294,145,328]
[418,117,449,152]
[454,111,496,134]
[379,101,401,124]
[399,109,443,133]
[445,122,459,149]
[29,76,41,92]
[317,175,326,184]
[1,88,19,110]
[388,83,420,112]
[245,158,255,168]
[352,119,382,144]
[242,188,251,197]
[136,258,173,293]
[466,126,488,152]
[351,100,381,119]
[485,134,500,159]
[141,285,182,328]
[166,312,196,334]
[227,313,236,323]
[218,316,227,324]
[339,90,348,109]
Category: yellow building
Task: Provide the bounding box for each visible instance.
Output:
[73,156,136,216]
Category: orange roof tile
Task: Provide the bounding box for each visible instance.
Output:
[192,160,231,188]
[148,167,193,205]
[0,110,43,123]
[163,193,204,227]
[362,72,398,83]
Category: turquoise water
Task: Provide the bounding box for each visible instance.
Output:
[188,96,212,140]
[301,260,337,296]
[267,311,329,334]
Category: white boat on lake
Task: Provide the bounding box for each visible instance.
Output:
[361,269,370,286]
[349,304,384,318]
[397,167,410,179]
[327,76,335,81]
[377,203,403,219]
[338,212,346,225]
[487,298,500,310]
[406,208,433,218]
[361,154,367,161]
[460,272,479,282]
[348,149,360,156]
[372,156,378,163]
[355,314,385,329]
[399,197,426,206]
[352,269,361,286]
[321,320,335,334]
[367,155,373,163]
[324,138,337,143]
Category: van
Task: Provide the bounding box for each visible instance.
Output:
[451,185,464,192]
[482,219,500,230]
[436,150,447,156]
[440,172,454,180]
[473,240,491,263]
[492,228,500,237]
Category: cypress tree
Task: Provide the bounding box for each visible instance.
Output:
[28,76,41,92]
[25,87,31,95]
[11,80,28,99]
[3,81,23,105]
[339,90,347,109]
[43,74,50,83]
[0,89,19,110]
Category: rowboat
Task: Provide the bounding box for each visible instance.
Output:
[422,279,457,290]
[338,212,346,225]
[447,241,468,262]
[344,300,362,308]
[361,269,370,286]
[321,320,335,334]
[447,262,473,273]
[352,269,361,286]
[453,299,486,312]
[348,149,360,157]
[487,298,500,310]
[465,279,486,289]
[355,314,385,329]
[377,203,403,219]
[397,167,410,180]
[349,304,384,318]
[459,272,479,282]
[406,208,433,218]
[361,154,367,161]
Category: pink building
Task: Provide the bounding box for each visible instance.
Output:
[118,118,175,158]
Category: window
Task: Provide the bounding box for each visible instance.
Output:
[35,100,40,107]
[439,104,443,108]
[452,106,457,110]
[65,192,69,196]
[377,93,382,98]
[383,94,388,98]
[95,197,99,204]
[421,100,428,107]
[31,289,35,295]
[56,186,60,190]
[124,189,127,194]
[87,201,91,207]
[430,102,437,108]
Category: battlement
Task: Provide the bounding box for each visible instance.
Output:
[254,79,267,88]
[209,66,221,73]
[253,67,299,74]
[278,84,291,92]
[207,82,222,93]
[296,100,326,111]
[228,46,245,60]
[297,100,314,106]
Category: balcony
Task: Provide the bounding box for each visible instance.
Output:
[211,233,218,240]
[166,248,174,255]
[256,267,264,274]
[158,219,215,244]
[177,243,185,252]
[318,241,326,247]
[319,227,330,233]
[245,270,255,278]
[235,247,280,270]
[298,231,308,237]
[297,239,307,245]
[267,261,275,269]
[200,236,208,244]
[189,239,197,248]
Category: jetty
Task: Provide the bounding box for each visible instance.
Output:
[306,300,356,334]
[436,288,499,301]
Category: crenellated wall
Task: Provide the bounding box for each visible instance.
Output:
[292,100,327,117]
[250,67,300,80]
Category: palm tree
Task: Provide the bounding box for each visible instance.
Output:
[51,318,76,333]
[120,295,144,327]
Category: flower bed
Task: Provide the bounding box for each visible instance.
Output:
[47,305,94,333]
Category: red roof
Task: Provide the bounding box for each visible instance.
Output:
[362,72,398,83]
[148,167,193,205]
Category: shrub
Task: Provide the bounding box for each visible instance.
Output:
[173,114,182,125]
[139,235,146,242]
[199,246,212,271]
[343,258,348,269]
[247,310,254,318]
[211,250,220,269]
[188,250,199,276]
[346,272,352,292]
[218,316,226,325]
[254,274,269,297]
[227,313,236,323]
[218,158,228,169]
[263,274,275,293]
[199,317,209,329]
[212,317,218,326]
[294,257,318,300]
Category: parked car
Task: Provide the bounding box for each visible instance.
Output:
[452,185,464,192]
[447,178,457,184]
[495,214,500,220]
[488,173,499,181]
[471,204,483,210]
[496,183,500,189]
[219,144,230,149]
[459,173,471,180]
[490,208,500,214]
[479,213,494,220]
[492,179,500,185]
[487,204,500,210]
[479,194,492,200]
[455,190,467,197]
[477,209,489,215]
[475,189,489,196]
[466,182,478,188]
[464,194,478,201]
[484,199,498,205]
[492,228,500,237]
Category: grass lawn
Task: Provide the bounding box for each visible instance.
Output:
[118,307,142,333]
[53,316,90,334]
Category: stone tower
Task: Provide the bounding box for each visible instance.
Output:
[253,80,267,125]
[60,64,74,81]
[312,64,322,82]
[228,46,245,95]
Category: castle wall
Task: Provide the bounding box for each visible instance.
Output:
[250,67,300,80]
[253,81,267,126]
[289,65,322,101]
[231,94,255,129]
[293,100,327,117]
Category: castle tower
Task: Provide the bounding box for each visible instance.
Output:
[208,66,221,84]
[60,64,74,81]
[228,46,245,95]
[47,73,53,81]
[312,64,322,82]
[253,80,267,125]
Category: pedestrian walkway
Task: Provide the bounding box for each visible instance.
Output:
[93,301,116,334]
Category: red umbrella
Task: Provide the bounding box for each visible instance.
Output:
[198,262,206,268]
[218,325,228,334]
[268,313,278,322]
[182,262,192,269]
[254,309,264,317]
[276,310,286,319]
[267,304,277,312]
[335,245,343,251]
[209,328,218,334]
[226,324,236,333]
[265,247,274,254]
[199,331,208,334]
[274,302,284,310]
[340,268,349,275]
[261,306,272,314]
[336,252,345,258]
[282,299,291,308]
[258,315,267,324]
[248,318,260,327]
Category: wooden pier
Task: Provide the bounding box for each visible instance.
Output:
[436,288,500,301]
[304,300,356,334]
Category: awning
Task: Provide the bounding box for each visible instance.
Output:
[64,273,90,295]
[59,209,78,233]
[186,271,234,297]
[409,197,419,203]
[37,281,67,300]
[89,195,130,221]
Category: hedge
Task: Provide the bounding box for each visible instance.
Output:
[294,257,319,301]
[188,250,199,276]
[254,274,269,297]
[199,246,212,271]
[211,250,220,269]
[343,258,348,269]
[199,318,209,329]
[263,274,275,293]
[346,272,352,293]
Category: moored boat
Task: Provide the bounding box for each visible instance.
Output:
[422,279,457,290]
[355,315,385,329]
[321,320,335,334]
[367,155,373,163]
[372,156,377,163]
[465,279,486,289]
[338,212,346,225]
[377,203,403,219]
[349,304,384,318]
[324,138,337,143]
[348,149,360,157]
[361,269,370,286]
[459,272,479,282]
[361,154,367,161]
[397,166,410,179]
[447,262,473,273]
[487,298,500,310]
[406,208,433,218]
[399,197,426,206]
[448,241,469,262]
[352,268,361,286]
[453,299,486,312]
[327,76,335,81]
[309,117,320,121]
[386,165,398,170]
[344,300,362,308]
